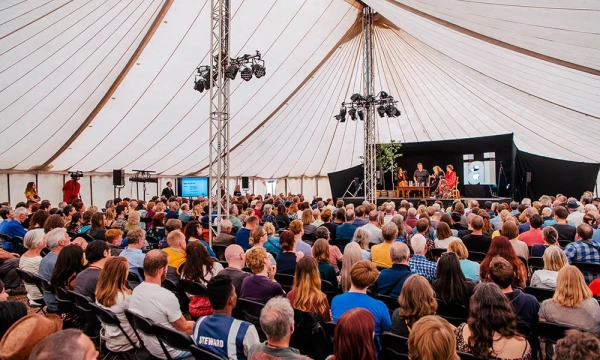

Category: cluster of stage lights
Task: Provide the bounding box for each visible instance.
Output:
[334,91,401,122]
[194,51,266,93]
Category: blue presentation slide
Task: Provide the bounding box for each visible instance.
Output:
[181,177,209,197]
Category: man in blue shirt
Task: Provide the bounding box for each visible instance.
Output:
[38,228,72,312]
[373,242,412,298]
[0,207,27,238]
[236,216,258,250]
[331,260,391,348]
[336,210,357,241]
[193,275,259,359]
[352,206,368,227]
[564,224,600,283]
[408,234,437,282]
[120,228,146,279]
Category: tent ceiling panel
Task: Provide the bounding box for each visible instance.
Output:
[45,0,360,175]
[0,0,164,170]
[364,0,600,118]
[387,0,600,70]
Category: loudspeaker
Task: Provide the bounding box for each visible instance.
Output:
[241,176,249,189]
[526,172,532,183]
[113,170,125,186]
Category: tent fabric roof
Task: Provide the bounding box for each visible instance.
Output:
[0,0,598,177]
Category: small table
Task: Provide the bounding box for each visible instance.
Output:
[397,186,430,199]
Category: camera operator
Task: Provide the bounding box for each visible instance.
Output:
[63,172,82,204]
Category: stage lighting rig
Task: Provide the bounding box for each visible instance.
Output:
[194,51,266,92]
[334,91,401,122]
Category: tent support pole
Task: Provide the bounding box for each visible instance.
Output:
[363,6,376,203]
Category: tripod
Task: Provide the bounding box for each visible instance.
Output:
[343,177,364,197]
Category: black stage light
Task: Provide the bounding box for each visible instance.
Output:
[377,105,386,117]
[203,76,211,91]
[252,64,266,78]
[348,107,357,121]
[393,107,401,117]
[380,91,389,99]
[357,109,364,120]
[240,67,253,81]
[385,104,394,117]
[350,93,364,102]
[225,65,238,80]
[334,115,346,122]
[194,79,204,93]
[339,106,347,121]
[365,95,375,104]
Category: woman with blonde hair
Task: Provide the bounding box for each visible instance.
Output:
[95,257,140,351]
[312,239,338,289]
[339,242,363,292]
[240,247,285,303]
[408,316,459,360]
[353,227,372,260]
[301,209,317,236]
[288,203,299,220]
[539,265,600,334]
[247,226,276,267]
[447,240,479,283]
[391,275,438,336]
[530,246,567,290]
[124,211,142,232]
[502,220,529,260]
[155,202,166,213]
[105,208,116,227]
[262,222,281,256]
[287,256,331,323]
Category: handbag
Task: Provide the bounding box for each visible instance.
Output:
[189,295,213,318]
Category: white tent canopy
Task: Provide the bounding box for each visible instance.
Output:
[1,0,599,204]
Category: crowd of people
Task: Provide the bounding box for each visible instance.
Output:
[0,191,600,359]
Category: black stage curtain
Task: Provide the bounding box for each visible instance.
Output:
[390,134,515,198]
[515,151,600,200]
[328,164,364,200]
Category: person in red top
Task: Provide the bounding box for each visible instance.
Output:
[445,165,457,188]
[252,200,262,219]
[519,214,545,247]
[62,179,81,204]
[435,164,456,198]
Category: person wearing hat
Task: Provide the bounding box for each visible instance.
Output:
[30,329,98,360]
[566,199,585,225]
[0,314,62,359]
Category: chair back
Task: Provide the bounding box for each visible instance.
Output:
[274,273,294,292]
[332,238,350,253]
[524,286,554,303]
[467,251,486,263]
[537,321,583,344]
[218,260,229,269]
[527,257,544,271]
[212,245,227,261]
[376,294,400,315]
[572,261,600,278]
[128,271,143,284]
[428,248,446,261]
[68,290,93,309]
[517,256,528,269]
[179,278,208,296]
[190,345,227,360]
[437,299,468,326]
[379,332,409,360]
[161,279,178,293]
[80,233,95,243]
[33,274,55,294]
[146,236,159,249]
[276,220,288,230]
[558,240,572,248]
[152,323,193,352]
[125,310,156,337]
[15,268,44,294]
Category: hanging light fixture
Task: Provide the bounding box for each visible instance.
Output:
[225,65,239,80]
[240,67,253,81]
[348,107,357,121]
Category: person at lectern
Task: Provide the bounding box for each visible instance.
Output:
[413,163,429,185]
[161,181,175,198]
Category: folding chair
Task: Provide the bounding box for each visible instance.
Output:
[15,268,46,314]
[274,273,294,293]
[89,303,139,360]
[379,332,409,360]
[190,345,226,360]
[524,286,554,303]
[467,251,486,263]
[125,310,165,360]
[152,323,194,360]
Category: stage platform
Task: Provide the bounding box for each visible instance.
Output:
[340,197,512,208]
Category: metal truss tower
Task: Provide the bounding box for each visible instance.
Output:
[208,0,230,242]
[362,6,376,203]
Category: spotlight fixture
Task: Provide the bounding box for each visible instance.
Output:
[379,91,389,99]
[194,79,204,93]
[350,93,364,102]
[240,67,253,81]
[385,105,395,117]
[348,107,357,121]
[252,63,266,78]
[357,109,364,121]
[225,65,238,80]
[377,105,386,117]
[334,106,347,122]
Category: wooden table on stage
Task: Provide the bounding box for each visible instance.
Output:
[397,186,430,199]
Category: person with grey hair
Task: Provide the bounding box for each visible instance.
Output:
[178,203,191,223]
[213,219,236,246]
[521,198,532,207]
[408,234,437,282]
[362,210,384,245]
[352,227,372,260]
[38,228,71,312]
[248,297,309,359]
[30,329,99,360]
[373,242,412,297]
[311,209,323,227]
[261,204,279,231]
[0,206,27,238]
[19,229,46,304]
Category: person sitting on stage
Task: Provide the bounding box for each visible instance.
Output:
[429,166,445,196]
[440,165,457,197]
[396,167,408,187]
[413,163,429,186]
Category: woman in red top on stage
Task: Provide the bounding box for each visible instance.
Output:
[434,164,456,198]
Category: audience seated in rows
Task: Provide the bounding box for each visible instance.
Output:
[18,229,46,305]
[275,231,304,276]
[462,215,492,254]
[409,315,460,360]
[329,308,376,360]
[236,216,258,250]
[220,245,250,297]
[564,224,600,283]
[247,226,276,266]
[312,239,338,290]
[550,206,577,240]
[373,242,412,298]
[74,240,110,300]
[433,252,476,310]
[339,242,362,293]
[408,234,437,282]
[371,222,397,268]
[480,236,527,289]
